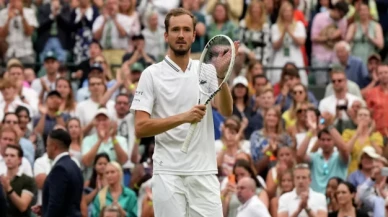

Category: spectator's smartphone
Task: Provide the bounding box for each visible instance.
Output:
[228,174,236,184]
[337,99,347,110]
[381,167,388,176]
[319,118,325,125]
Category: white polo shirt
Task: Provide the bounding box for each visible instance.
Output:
[130,56,217,175]
[0,155,32,177]
[237,195,271,217]
[278,188,327,217]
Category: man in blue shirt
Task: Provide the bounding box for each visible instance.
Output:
[296,118,350,193]
[334,41,369,88]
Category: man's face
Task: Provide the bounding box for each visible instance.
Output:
[319,132,334,153]
[284,75,300,88]
[164,14,195,57]
[368,58,379,73]
[260,91,275,109]
[88,77,105,95]
[253,77,267,94]
[95,115,111,130]
[331,9,345,21]
[106,0,118,13]
[44,59,59,74]
[46,137,56,160]
[294,168,311,191]
[148,14,158,29]
[133,39,145,50]
[115,96,130,117]
[0,132,16,155]
[89,43,102,59]
[377,66,388,84]
[3,114,19,129]
[46,95,62,111]
[236,181,253,204]
[8,67,24,81]
[4,148,21,169]
[0,87,16,100]
[336,46,349,64]
[331,73,346,92]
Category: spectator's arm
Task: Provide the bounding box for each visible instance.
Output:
[37,6,54,34]
[358,178,385,217]
[20,12,34,36]
[112,17,127,38]
[345,23,356,43]
[7,179,36,212]
[112,137,129,165]
[328,127,349,163]
[0,17,11,37]
[82,139,102,167]
[266,168,279,198]
[344,130,359,154]
[296,131,313,163]
[367,23,384,50]
[82,121,95,135]
[34,174,47,189]
[84,188,99,205]
[33,115,46,135]
[310,16,326,43]
[92,16,106,40]
[56,7,72,29]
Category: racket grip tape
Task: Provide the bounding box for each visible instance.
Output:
[180,123,198,153]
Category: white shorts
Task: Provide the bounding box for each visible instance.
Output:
[152,174,222,217]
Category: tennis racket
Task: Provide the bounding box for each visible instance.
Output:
[181,34,236,153]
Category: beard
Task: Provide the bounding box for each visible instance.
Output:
[170,44,190,56]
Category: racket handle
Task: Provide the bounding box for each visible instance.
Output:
[181,123,198,153]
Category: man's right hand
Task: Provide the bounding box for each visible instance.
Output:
[182,105,206,124]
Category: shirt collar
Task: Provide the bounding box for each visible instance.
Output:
[51,152,69,166]
[238,195,256,212]
[164,55,193,72]
[292,188,313,199]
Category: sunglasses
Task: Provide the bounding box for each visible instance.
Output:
[323,162,329,175]
[297,109,307,114]
[331,79,343,84]
[293,90,304,95]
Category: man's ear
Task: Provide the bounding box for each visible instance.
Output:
[192,31,196,42]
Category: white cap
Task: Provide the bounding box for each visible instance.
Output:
[360,146,380,159]
[94,108,109,119]
[232,76,248,88]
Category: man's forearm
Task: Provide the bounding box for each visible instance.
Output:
[135,113,186,138]
[290,207,303,217]
[216,83,233,116]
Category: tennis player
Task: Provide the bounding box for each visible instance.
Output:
[131,8,238,217]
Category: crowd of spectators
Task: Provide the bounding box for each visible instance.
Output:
[0,0,388,216]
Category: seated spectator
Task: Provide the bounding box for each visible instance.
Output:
[118,0,140,53]
[282,83,311,129]
[345,1,383,65]
[326,177,343,213]
[286,101,310,138]
[36,0,72,63]
[2,144,37,217]
[81,107,128,180]
[334,99,362,134]
[66,118,83,165]
[122,34,156,69]
[334,41,369,88]
[270,1,307,86]
[324,73,362,98]
[33,90,71,145]
[15,106,45,159]
[220,159,269,217]
[277,164,327,217]
[75,40,103,88]
[206,0,243,24]
[181,0,206,54]
[31,51,60,96]
[364,64,388,137]
[310,1,348,85]
[269,169,294,217]
[275,64,318,112]
[92,161,137,217]
[250,107,293,176]
[348,146,379,188]
[329,181,369,217]
[236,177,271,217]
[342,108,383,174]
[266,145,295,198]
[319,68,363,121]
[206,2,239,42]
[0,0,38,64]
[55,78,76,116]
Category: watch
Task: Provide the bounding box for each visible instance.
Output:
[7,188,14,195]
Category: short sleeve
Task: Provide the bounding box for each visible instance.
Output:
[309,152,319,166]
[316,194,327,211]
[342,129,354,143]
[130,67,155,115]
[92,16,104,33]
[23,176,37,196]
[117,136,129,153]
[277,194,288,213]
[370,132,383,147]
[81,136,94,156]
[25,9,38,27]
[294,21,306,38]
[0,11,6,27]
[33,158,47,176]
[22,158,33,177]
[30,79,42,94]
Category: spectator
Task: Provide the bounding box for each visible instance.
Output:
[1,144,37,217]
[206,0,244,24]
[362,53,381,95]
[297,126,349,194]
[319,68,363,120]
[181,0,206,54]
[15,105,45,159]
[334,41,369,88]
[121,34,156,68]
[343,108,383,174]
[326,177,343,213]
[239,0,272,65]
[364,64,388,137]
[70,0,100,64]
[270,1,307,86]
[142,12,165,62]
[31,51,60,95]
[347,146,379,189]
[236,177,271,217]
[2,112,35,165]
[206,2,239,42]
[282,83,311,129]
[91,161,137,217]
[118,0,141,53]
[37,0,72,63]
[269,169,294,217]
[310,1,348,85]
[286,101,310,138]
[345,1,384,65]
[81,107,128,180]
[75,40,103,88]
[34,90,71,145]
[0,77,33,121]
[55,78,76,115]
[277,164,327,217]
[247,61,265,97]
[216,115,250,154]
[250,106,293,175]
[66,118,83,165]
[324,74,362,99]
[329,181,369,217]
[0,0,38,64]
